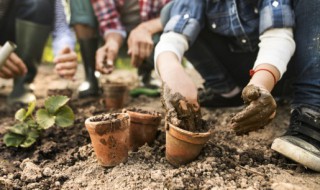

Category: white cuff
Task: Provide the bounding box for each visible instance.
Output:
[104,29,127,39]
[154,32,189,76]
[254,28,296,79]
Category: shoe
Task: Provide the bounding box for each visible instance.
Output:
[77,38,100,98]
[271,106,320,172]
[198,87,243,108]
[8,19,51,105]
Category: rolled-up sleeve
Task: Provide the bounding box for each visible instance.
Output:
[259,0,294,34]
[163,0,205,45]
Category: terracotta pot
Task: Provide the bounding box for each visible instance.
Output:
[123,108,162,151]
[85,113,130,167]
[165,121,211,167]
[103,83,128,110]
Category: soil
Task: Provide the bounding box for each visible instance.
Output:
[0,64,320,190]
[162,86,208,133]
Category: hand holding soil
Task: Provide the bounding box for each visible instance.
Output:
[231,84,277,135]
[161,84,203,132]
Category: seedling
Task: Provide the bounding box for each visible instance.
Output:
[3,96,75,148]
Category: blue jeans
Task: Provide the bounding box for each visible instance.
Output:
[291,0,320,109]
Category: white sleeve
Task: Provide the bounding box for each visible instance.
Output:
[254,28,296,78]
[154,32,189,75]
[52,0,76,56]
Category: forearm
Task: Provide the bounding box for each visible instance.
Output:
[138,17,163,35]
[250,28,295,92]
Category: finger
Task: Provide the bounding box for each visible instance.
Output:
[242,84,261,102]
[54,52,77,63]
[57,68,77,78]
[0,66,14,78]
[3,59,21,75]
[232,109,276,128]
[8,53,27,74]
[233,118,273,135]
[106,48,116,65]
[55,61,77,70]
[231,103,264,122]
[145,43,153,59]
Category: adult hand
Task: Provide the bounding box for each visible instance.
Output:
[0,52,27,79]
[53,46,77,80]
[231,84,277,135]
[127,25,154,68]
[96,33,123,74]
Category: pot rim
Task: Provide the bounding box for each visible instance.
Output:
[122,108,161,119]
[166,121,211,144]
[85,113,130,126]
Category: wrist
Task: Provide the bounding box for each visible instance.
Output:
[104,32,124,47]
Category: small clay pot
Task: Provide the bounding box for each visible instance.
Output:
[103,83,128,110]
[165,121,211,167]
[85,113,130,167]
[123,108,162,151]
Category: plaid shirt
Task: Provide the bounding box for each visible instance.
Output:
[91,0,170,38]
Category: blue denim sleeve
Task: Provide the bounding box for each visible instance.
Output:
[163,0,205,44]
[259,0,295,34]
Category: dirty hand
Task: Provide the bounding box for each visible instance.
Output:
[127,25,154,68]
[96,33,122,74]
[162,84,201,131]
[53,46,77,80]
[0,52,27,79]
[231,84,276,135]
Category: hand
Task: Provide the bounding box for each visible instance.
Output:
[96,33,123,74]
[0,52,27,79]
[127,25,154,68]
[162,83,201,131]
[53,47,78,80]
[231,84,277,135]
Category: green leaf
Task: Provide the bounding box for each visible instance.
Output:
[55,105,74,128]
[15,108,27,122]
[8,123,28,135]
[20,129,39,148]
[25,101,36,118]
[3,133,25,147]
[44,96,69,114]
[36,109,55,129]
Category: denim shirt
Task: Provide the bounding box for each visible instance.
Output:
[164,0,294,52]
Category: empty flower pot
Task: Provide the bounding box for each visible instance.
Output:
[85,113,130,167]
[165,121,211,167]
[103,83,128,110]
[123,108,162,151]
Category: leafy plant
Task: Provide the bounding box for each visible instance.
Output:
[3,96,75,148]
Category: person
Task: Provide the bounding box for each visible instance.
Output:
[0,0,77,104]
[0,50,27,79]
[155,0,320,172]
[77,0,170,97]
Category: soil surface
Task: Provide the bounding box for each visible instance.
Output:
[1,64,320,190]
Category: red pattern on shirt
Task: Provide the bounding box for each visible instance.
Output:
[91,0,170,36]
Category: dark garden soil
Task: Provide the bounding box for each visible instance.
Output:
[0,64,320,190]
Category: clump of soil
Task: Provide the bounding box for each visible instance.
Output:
[161,85,209,133]
[124,107,162,117]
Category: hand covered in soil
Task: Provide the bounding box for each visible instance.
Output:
[162,84,202,132]
[96,33,123,74]
[53,46,77,80]
[231,84,277,135]
[127,25,154,68]
[0,52,27,79]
